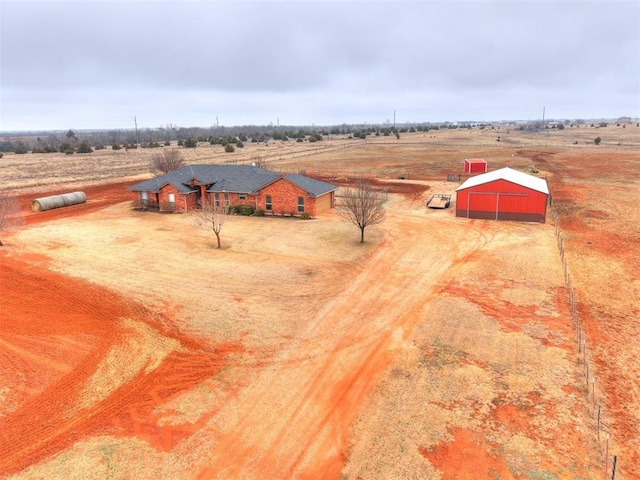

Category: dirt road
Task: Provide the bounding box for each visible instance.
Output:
[2,181,602,479]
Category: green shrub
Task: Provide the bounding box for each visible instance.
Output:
[164,140,171,146]
[0,153,3,159]
[32,147,46,154]
[15,143,28,154]
[44,145,58,153]
[236,141,244,148]
[184,137,197,148]
[300,212,311,219]
[64,149,75,155]
[77,141,93,153]
[225,144,235,153]
[594,136,602,145]
[239,205,254,215]
[112,144,121,150]
[94,144,105,150]
[254,208,265,216]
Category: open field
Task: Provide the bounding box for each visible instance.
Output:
[0,125,638,479]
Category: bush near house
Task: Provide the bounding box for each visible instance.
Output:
[228,205,255,216]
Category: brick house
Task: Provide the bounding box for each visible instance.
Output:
[128,165,338,217]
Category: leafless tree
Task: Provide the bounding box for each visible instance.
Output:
[150,148,185,174]
[195,197,228,249]
[337,177,386,243]
[0,192,21,246]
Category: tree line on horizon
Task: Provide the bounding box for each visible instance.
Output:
[0,121,484,154]
[0,119,631,155]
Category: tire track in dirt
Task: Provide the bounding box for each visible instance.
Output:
[0,254,242,477]
[194,199,493,479]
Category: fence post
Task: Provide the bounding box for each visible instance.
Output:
[605,435,609,478]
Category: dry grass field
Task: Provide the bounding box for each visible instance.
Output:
[0,123,638,479]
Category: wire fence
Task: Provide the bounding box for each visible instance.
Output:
[550,208,620,479]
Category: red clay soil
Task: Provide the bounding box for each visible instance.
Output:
[14,181,136,226]
[0,252,240,477]
[518,148,640,478]
[419,429,515,480]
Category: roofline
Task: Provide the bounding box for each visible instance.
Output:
[455,167,549,195]
[457,178,549,195]
[281,175,340,197]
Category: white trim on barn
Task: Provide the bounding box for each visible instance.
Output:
[456,167,549,195]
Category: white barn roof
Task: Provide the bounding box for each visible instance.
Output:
[456,167,549,195]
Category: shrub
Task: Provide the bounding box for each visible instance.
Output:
[300,212,311,220]
[94,144,105,150]
[31,147,46,154]
[184,137,197,148]
[296,138,303,143]
[44,145,58,153]
[15,143,28,154]
[112,144,121,150]
[225,144,235,153]
[164,140,171,146]
[0,153,3,159]
[76,141,93,153]
[64,149,75,155]
[236,141,244,148]
[239,205,254,215]
[253,208,265,217]
[594,136,602,145]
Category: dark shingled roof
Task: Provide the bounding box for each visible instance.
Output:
[128,165,338,197]
[284,174,338,196]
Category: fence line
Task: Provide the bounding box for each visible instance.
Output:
[551,208,619,479]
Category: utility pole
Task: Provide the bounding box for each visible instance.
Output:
[542,106,545,130]
[134,116,139,145]
[393,109,396,129]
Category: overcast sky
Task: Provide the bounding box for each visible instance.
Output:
[1,0,638,132]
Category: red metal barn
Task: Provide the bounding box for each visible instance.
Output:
[463,158,487,173]
[455,167,549,223]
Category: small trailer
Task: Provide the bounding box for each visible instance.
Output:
[426,194,451,209]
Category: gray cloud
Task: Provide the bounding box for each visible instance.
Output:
[1,0,638,130]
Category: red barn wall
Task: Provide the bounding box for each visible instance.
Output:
[456,179,548,223]
[464,160,487,173]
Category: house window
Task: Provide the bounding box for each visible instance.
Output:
[224,193,230,206]
[297,196,305,213]
[265,195,272,211]
[214,193,220,207]
[168,193,175,207]
[140,191,148,205]
[238,194,247,200]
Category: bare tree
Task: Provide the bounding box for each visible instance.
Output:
[195,197,228,249]
[0,192,21,246]
[150,149,185,174]
[337,177,386,243]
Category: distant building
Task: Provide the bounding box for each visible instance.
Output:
[463,158,488,174]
